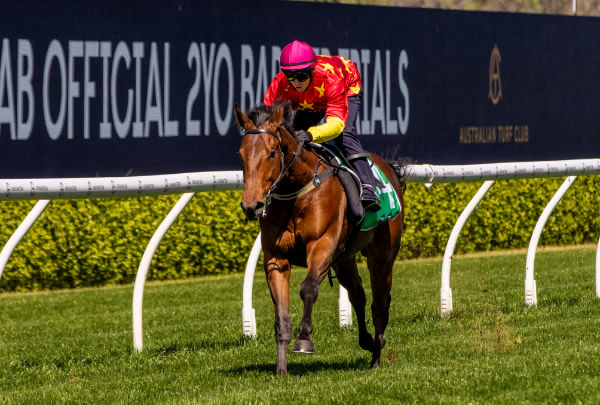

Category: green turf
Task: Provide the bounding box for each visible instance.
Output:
[1,245,599,404]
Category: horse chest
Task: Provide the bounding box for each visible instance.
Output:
[274,227,297,253]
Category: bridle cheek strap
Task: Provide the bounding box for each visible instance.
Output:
[264,140,304,212]
[242,127,301,216]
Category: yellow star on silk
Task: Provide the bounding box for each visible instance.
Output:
[314,82,326,97]
[320,62,335,74]
[349,84,361,94]
[340,57,352,74]
[299,100,314,110]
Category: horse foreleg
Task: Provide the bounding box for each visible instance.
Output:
[293,242,333,354]
[293,273,318,353]
[274,302,292,374]
[265,257,292,375]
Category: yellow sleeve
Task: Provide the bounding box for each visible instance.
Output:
[308,117,345,143]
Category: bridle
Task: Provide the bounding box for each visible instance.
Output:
[241,127,305,216]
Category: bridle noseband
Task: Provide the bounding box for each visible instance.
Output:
[241,127,305,216]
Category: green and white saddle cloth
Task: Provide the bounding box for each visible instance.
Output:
[361,158,402,231]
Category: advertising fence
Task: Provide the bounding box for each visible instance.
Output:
[0,1,598,177]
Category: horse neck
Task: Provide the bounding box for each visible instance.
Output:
[280,133,318,191]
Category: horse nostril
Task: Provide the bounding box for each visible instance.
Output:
[241,201,260,220]
[240,200,266,220]
[254,201,265,217]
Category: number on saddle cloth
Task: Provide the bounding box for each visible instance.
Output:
[360,160,402,231]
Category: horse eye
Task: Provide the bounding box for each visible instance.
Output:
[268,150,276,159]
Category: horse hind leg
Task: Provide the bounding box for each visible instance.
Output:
[370,294,391,368]
[366,243,399,368]
[335,258,374,353]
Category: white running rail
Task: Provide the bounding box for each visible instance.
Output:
[0,159,599,346]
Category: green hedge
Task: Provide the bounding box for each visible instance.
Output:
[0,193,260,292]
[400,175,600,259]
[0,175,599,292]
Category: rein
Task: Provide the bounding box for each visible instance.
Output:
[241,127,306,216]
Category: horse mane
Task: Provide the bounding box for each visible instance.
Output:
[246,100,295,135]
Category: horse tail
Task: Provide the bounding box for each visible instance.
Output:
[387,158,413,192]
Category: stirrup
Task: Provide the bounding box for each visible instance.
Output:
[360,184,380,212]
[361,198,381,212]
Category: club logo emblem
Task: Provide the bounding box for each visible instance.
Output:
[488,44,502,105]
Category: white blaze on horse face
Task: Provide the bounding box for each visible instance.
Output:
[240,135,277,204]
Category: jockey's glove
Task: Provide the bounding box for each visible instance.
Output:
[295,130,313,143]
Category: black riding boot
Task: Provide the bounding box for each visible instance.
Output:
[352,158,380,212]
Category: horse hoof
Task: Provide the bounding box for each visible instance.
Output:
[370,353,381,369]
[369,335,385,368]
[292,339,315,354]
[359,333,374,352]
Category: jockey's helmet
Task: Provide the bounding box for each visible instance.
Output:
[280,41,317,71]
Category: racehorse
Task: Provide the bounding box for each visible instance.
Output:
[234,101,405,375]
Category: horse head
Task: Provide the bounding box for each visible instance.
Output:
[235,102,292,220]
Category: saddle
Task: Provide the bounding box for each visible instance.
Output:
[308,143,402,231]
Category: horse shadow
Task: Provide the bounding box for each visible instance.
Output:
[225,357,369,376]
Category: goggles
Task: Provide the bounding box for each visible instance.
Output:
[284,69,312,83]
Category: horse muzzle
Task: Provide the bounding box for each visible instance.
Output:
[240,200,265,221]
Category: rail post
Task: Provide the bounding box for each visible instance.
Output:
[0,200,51,281]
[440,181,495,316]
[242,233,262,338]
[524,176,576,307]
[132,192,196,352]
[596,235,600,297]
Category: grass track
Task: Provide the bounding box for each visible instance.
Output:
[1,245,600,404]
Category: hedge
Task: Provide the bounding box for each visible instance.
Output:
[0,175,598,291]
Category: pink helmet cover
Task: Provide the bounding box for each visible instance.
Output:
[280,40,317,70]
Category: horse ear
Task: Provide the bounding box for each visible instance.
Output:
[269,104,284,127]
[234,104,254,131]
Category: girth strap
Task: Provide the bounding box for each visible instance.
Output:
[312,165,336,187]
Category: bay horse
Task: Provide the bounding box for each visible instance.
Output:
[235,101,405,375]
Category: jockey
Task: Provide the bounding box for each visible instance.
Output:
[264,40,381,212]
